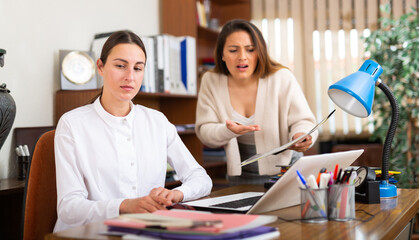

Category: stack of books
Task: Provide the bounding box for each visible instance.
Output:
[104,210,279,239]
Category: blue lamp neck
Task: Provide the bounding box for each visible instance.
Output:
[377,82,399,182]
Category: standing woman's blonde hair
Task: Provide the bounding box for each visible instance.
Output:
[213,19,285,79]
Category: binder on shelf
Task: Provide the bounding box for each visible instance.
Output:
[168,35,182,94]
[162,34,171,93]
[155,35,165,93]
[140,36,156,93]
[180,36,197,95]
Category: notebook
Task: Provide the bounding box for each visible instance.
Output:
[182,149,363,214]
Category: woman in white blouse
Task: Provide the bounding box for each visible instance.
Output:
[54,30,212,231]
[195,19,318,185]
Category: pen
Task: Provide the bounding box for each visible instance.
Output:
[316,168,327,185]
[328,171,334,186]
[340,170,349,184]
[18,145,25,157]
[335,168,342,184]
[319,173,331,188]
[23,145,30,157]
[339,182,349,219]
[307,174,318,189]
[15,147,22,157]
[349,170,357,185]
[296,170,327,218]
[345,169,354,184]
[333,164,339,182]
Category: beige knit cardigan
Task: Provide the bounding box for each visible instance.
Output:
[195,69,318,176]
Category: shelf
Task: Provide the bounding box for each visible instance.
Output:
[0,178,25,196]
[197,26,219,41]
[136,91,197,99]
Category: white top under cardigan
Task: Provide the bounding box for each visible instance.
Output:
[54,98,212,232]
[195,69,318,176]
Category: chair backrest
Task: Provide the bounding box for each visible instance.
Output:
[22,130,57,240]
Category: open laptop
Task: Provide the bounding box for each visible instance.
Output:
[182,149,363,214]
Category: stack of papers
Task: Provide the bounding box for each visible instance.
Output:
[104,210,279,239]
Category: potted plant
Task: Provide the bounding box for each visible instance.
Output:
[363,5,418,188]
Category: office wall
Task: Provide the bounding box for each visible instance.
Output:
[0,0,160,178]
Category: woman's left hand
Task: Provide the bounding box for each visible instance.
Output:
[149,187,184,205]
[288,132,312,152]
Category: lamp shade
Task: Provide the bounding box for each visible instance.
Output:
[328,60,383,118]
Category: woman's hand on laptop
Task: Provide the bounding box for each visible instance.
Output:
[119,188,183,214]
[150,187,184,204]
[119,195,168,214]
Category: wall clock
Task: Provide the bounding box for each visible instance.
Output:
[59,50,97,90]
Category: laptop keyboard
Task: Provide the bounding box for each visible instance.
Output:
[210,195,262,209]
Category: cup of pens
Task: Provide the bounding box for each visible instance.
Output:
[328,184,355,221]
[300,187,328,223]
[297,170,328,223]
[16,144,30,180]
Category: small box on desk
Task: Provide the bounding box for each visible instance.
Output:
[355,180,380,204]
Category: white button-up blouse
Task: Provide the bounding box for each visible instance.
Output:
[54,98,212,231]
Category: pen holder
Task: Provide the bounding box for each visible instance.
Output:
[17,156,29,180]
[300,187,328,223]
[328,184,355,221]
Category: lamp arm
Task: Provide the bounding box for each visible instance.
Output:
[377,81,400,182]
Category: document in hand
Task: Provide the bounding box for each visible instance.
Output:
[241,109,336,167]
[104,209,279,239]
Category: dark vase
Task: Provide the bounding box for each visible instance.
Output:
[0,83,16,150]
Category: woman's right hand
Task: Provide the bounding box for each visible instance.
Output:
[226,119,261,135]
[119,194,172,214]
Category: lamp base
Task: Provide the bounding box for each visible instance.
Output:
[379,180,397,198]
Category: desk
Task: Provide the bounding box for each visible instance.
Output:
[0,178,25,240]
[46,185,419,240]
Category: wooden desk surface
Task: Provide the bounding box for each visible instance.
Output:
[0,178,25,196]
[46,185,419,240]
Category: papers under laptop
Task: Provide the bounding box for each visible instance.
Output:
[183,150,363,214]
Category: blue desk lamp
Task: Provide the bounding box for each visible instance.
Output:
[328,59,399,198]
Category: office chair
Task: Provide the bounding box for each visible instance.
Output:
[22,130,57,240]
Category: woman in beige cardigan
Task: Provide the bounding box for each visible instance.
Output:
[195,19,318,185]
